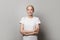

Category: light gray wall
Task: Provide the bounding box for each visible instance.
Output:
[17,0,60,40]
[0,0,17,40]
[0,0,60,40]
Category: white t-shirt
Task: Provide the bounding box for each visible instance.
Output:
[19,16,41,31]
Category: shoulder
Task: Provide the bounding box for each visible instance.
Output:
[34,16,41,24]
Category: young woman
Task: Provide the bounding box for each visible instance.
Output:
[19,5,41,40]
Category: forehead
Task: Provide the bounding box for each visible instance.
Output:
[27,6,33,9]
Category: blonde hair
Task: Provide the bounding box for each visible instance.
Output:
[26,5,34,12]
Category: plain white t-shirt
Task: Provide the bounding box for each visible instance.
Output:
[19,16,41,31]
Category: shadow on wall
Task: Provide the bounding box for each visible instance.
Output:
[37,26,46,40]
[34,10,46,40]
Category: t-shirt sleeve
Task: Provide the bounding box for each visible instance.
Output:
[19,17,24,24]
[36,17,41,25]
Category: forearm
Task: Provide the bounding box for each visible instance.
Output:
[21,30,27,35]
[21,30,39,35]
[21,30,33,35]
[22,31,34,35]
[27,31,39,35]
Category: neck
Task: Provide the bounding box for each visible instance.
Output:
[27,15,33,18]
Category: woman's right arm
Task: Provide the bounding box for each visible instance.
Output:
[20,23,26,35]
[20,23,31,35]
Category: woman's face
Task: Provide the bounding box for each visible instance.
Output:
[26,6,34,16]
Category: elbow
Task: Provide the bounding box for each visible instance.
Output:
[20,30,23,34]
[20,31,22,33]
[36,31,39,34]
[36,30,39,34]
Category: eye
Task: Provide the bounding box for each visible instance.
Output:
[27,9,29,11]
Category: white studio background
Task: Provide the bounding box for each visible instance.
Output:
[0,0,60,40]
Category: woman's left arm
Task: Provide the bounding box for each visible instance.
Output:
[31,24,40,34]
[26,24,40,35]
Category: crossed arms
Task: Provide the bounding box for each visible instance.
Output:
[20,23,40,36]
